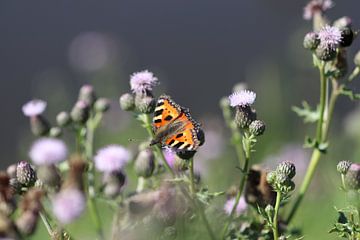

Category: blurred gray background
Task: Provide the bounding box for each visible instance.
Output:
[0,0,359,164]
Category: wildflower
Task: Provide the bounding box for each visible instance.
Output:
[134,149,155,178]
[29,138,68,165]
[130,70,159,94]
[52,188,85,224]
[16,161,36,187]
[276,161,296,179]
[94,145,131,173]
[119,93,135,111]
[333,16,352,29]
[70,100,90,123]
[102,171,126,198]
[303,32,320,50]
[94,98,110,113]
[22,99,47,117]
[78,84,97,106]
[303,0,333,20]
[318,25,342,50]
[163,148,176,169]
[228,90,256,107]
[224,196,247,216]
[234,105,257,129]
[337,160,352,175]
[56,111,71,127]
[344,163,360,190]
[49,127,62,138]
[249,120,266,136]
[135,94,156,114]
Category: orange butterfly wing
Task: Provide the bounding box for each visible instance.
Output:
[152,95,182,130]
[164,112,200,151]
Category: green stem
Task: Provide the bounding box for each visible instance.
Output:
[273,191,282,240]
[287,62,331,224]
[84,113,104,240]
[348,67,360,82]
[40,212,53,238]
[221,134,251,238]
[189,158,216,240]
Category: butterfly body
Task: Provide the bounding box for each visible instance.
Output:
[150,95,202,152]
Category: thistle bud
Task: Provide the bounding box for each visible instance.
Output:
[56,111,71,127]
[234,105,256,129]
[265,204,274,219]
[49,127,62,138]
[219,97,230,109]
[70,100,90,124]
[337,160,352,175]
[344,163,360,190]
[275,173,289,185]
[16,211,38,236]
[119,93,135,111]
[315,46,337,61]
[339,27,354,47]
[16,161,36,187]
[135,95,156,114]
[37,165,61,188]
[78,84,96,106]
[249,120,266,136]
[266,171,276,185]
[303,32,320,50]
[30,116,50,136]
[102,171,126,198]
[354,51,360,67]
[333,17,352,30]
[134,149,155,178]
[94,98,110,113]
[276,161,296,179]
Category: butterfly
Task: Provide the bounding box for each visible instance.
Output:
[150,95,203,152]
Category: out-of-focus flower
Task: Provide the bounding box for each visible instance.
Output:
[130,70,159,94]
[318,25,342,50]
[224,196,247,216]
[228,90,256,107]
[163,148,176,169]
[29,138,68,165]
[119,93,135,111]
[303,0,333,20]
[52,188,85,224]
[70,100,90,124]
[94,145,131,173]
[78,84,97,106]
[22,100,47,117]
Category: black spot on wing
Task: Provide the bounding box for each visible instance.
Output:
[164,115,173,121]
[154,119,162,123]
[157,101,164,107]
[183,144,191,150]
[176,133,183,138]
[168,139,175,145]
[173,142,184,148]
[154,109,164,116]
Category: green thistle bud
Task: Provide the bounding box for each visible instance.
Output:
[266,171,276,185]
[56,111,71,127]
[265,204,274,219]
[249,120,266,136]
[134,149,155,178]
[119,93,135,111]
[339,27,354,47]
[276,161,296,179]
[135,95,156,114]
[49,127,62,138]
[276,173,289,185]
[16,161,36,187]
[337,160,352,174]
[354,51,360,67]
[303,32,320,50]
[103,171,126,198]
[70,100,90,124]
[37,165,61,188]
[234,105,256,129]
[333,17,352,30]
[344,163,360,190]
[315,46,337,62]
[78,84,96,106]
[30,115,50,136]
[94,98,110,113]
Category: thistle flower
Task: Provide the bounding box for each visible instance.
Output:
[224,196,247,216]
[22,99,47,117]
[318,25,342,50]
[163,148,176,169]
[303,0,333,20]
[29,138,68,165]
[52,188,85,224]
[130,70,159,94]
[228,90,256,107]
[94,145,131,173]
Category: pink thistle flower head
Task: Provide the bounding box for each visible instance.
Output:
[130,70,159,94]
[52,188,85,224]
[94,145,131,173]
[29,138,68,165]
[22,99,47,117]
[303,0,334,20]
[163,147,176,169]
[224,196,247,216]
[229,90,256,107]
[318,25,342,50]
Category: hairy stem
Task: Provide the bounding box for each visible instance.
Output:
[273,191,282,240]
